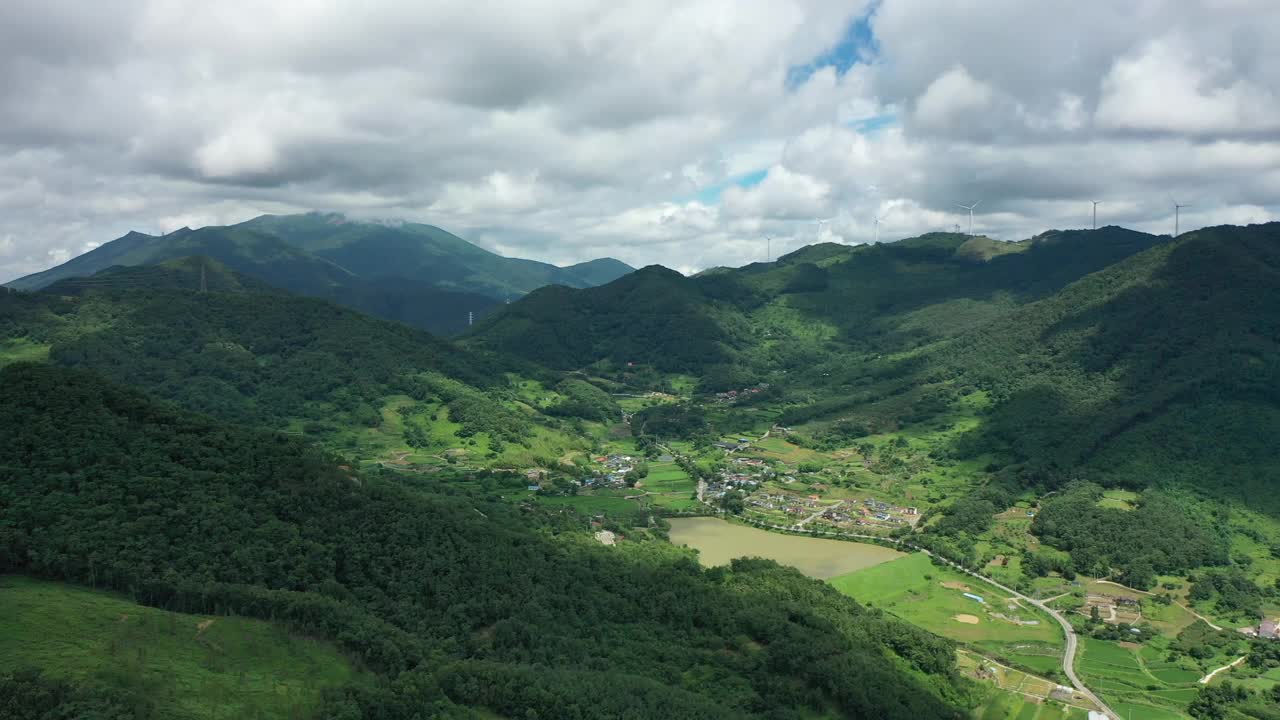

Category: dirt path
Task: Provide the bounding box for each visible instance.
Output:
[1095,579,1223,630]
[1199,656,1246,684]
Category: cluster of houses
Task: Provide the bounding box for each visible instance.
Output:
[711,385,769,404]
[582,454,636,489]
[745,493,820,516]
[704,474,764,499]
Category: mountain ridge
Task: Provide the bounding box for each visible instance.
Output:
[6,212,634,334]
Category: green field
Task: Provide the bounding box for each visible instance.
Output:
[971,693,1089,720]
[958,650,1095,720]
[668,517,903,579]
[0,575,363,719]
[830,554,1063,660]
[0,337,49,366]
[1075,638,1196,719]
[1096,489,1139,511]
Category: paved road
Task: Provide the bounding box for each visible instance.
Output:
[696,499,1120,719]
[677,434,1118,718]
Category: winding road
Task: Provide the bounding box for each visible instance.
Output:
[679,436,1119,717]
[695,500,1120,718]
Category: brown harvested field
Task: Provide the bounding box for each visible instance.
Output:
[953,614,980,624]
[941,580,972,591]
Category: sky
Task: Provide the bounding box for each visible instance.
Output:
[2,0,1279,282]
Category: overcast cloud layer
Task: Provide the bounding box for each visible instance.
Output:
[2,0,1279,281]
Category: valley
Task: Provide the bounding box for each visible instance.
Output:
[4,221,1280,719]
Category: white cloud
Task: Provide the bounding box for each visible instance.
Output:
[1,0,1279,284]
[722,166,831,220]
[914,66,995,132]
[1096,36,1280,134]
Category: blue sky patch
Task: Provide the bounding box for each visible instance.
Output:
[786,6,879,89]
[848,113,897,134]
[690,168,769,205]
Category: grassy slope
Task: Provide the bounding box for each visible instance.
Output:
[0,576,362,720]
[830,554,1063,667]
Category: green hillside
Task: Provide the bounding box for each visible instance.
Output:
[6,213,632,335]
[240,213,633,299]
[467,227,1166,380]
[0,363,979,719]
[42,255,281,296]
[0,576,363,720]
[467,265,752,373]
[0,286,600,467]
[7,225,356,296]
[922,223,1280,505]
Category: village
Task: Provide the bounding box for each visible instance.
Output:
[699,450,922,534]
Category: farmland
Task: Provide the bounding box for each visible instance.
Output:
[667,517,903,579]
[831,553,1064,668]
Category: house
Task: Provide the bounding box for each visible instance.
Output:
[904,507,919,515]
[1050,686,1074,702]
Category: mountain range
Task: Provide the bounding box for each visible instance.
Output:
[466,222,1280,508]
[4,219,1280,719]
[5,212,633,334]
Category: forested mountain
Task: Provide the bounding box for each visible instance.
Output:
[0,363,976,719]
[6,213,632,335]
[0,287,523,440]
[42,256,281,295]
[467,226,1167,376]
[240,213,633,299]
[467,265,755,372]
[7,224,357,295]
[931,222,1280,504]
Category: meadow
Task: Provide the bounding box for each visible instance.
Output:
[830,553,1064,664]
[0,575,363,720]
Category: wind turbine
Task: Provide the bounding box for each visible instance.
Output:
[954,200,981,236]
[813,217,833,241]
[1173,200,1190,237]
[1092,200,1102,230]
[874,215,887,244]
[765,236,772,262]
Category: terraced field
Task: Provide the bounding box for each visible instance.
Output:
[1076,638,1196,720]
